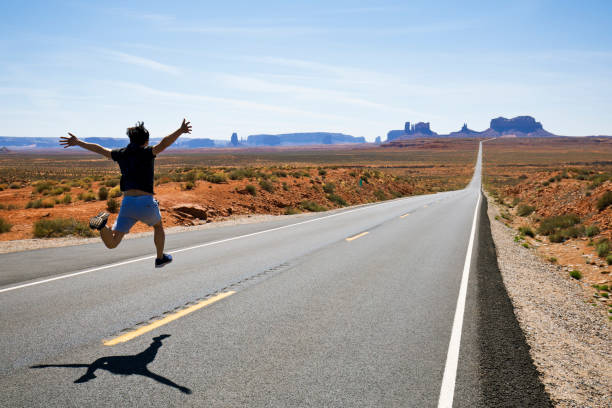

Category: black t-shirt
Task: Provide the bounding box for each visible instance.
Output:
[111,144,156,194]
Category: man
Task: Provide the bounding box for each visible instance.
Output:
[59,119,192,267]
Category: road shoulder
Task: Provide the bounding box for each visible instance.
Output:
[486,193,612,407]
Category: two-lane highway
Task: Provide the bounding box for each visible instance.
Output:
[0,142,548,406]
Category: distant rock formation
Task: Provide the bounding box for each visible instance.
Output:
[490,116,542,133]
[374,136,381,144]
[387,121,438,141]
[246,132,365,146]
[447,123,481,138]
[230,132,239,146]
[385,116,557,142]
[0,146,10,153]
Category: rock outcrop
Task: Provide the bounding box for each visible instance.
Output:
[490,116,543,133]
[387,121,438,141]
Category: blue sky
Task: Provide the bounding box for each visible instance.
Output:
[2,0,612,141]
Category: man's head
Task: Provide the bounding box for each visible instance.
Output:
[126,122,149,146]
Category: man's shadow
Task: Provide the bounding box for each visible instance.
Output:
[31,334,191,394]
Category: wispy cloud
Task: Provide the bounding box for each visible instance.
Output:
[216,73,393,110]
[104,50,181,75]
[106,81,350,121]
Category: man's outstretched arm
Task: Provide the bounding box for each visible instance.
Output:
[60,133,112,159]
[152,119,192,156]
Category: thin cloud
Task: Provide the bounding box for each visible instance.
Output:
[106,81,351,121]
[104,50,181,75]
[216,73,393,110]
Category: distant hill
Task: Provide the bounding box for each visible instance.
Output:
[246,132,365,146]
[385,116,558,142]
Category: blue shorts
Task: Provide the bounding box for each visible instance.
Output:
[112,195,162,233]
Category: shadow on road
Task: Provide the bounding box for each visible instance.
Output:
[31,334,192,394]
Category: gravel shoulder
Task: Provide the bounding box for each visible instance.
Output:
[486,193,611,407]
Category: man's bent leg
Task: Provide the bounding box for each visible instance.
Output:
[153,221,165,259]
[100,226,125,249]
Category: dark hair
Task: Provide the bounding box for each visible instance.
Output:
[126,121,149,146]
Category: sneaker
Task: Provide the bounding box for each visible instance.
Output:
[155,254,173,268]
[89,212,110,230]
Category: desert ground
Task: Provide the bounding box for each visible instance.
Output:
[0,139,478,241]
[483,137,612,318]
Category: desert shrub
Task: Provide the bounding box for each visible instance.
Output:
[511,197,520,207]
[0,183,6,191]
[41,199,55,208]
[107,197,119,213]
[282,182,289,191]
[26,199,43,209]
[34,181,54,194]
[589,173,609,189]
[229,168,256,180]
[0,217,12,233]
[374,190,387,201]
[300,201,327,212]
[259,180,275,193]
[569,270,582,280]
[61,193,72,204]
[607,254,612,265]
[596,239,610,258]
[517,204,535,217]
[327,194,347,206]
[542,181,549,186]
[109,186,122,198]
[50,187,64,196]
[537,214,580,236]
[549,232,565,243]
[585,225,600,237]
[78,192,96,202]
[7,204,18,210]
[98,187,109,200]
[518,174,528,180]
[183,181,195,190]
[33,218,94,238]
[285,207,300,215]
[205,172,228,184]
[561,225,585,239]
[104,179,119,187]
[318,169,327,177]
[9,182,21,189]
[322,183,335,194]
[596,191,612,211]
[245,184,257,196]
[274,170,287,178]
[518,226,535,237]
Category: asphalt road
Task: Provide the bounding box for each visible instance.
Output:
[0,142,550,407]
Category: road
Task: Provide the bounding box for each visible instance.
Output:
[0,142,551,407]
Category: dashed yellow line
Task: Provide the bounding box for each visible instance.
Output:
[103,291,236,346]
[346,231,369,242]
[400,213,411,218]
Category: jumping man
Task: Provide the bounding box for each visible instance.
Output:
[60,119,192,267]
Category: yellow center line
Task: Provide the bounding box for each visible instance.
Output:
[346,231,369,242]
[103,291,236,346]
[400,213,411,218]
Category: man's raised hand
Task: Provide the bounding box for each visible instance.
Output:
[180,119,192,134]
[60,133,80,148]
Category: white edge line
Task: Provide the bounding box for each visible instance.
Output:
[0,195,428,294]
[437,191,482,408]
